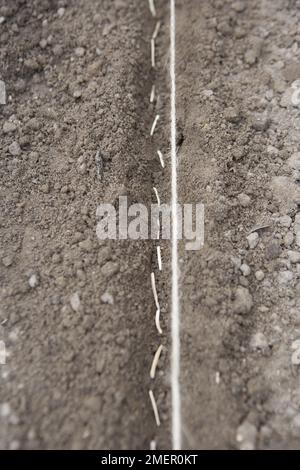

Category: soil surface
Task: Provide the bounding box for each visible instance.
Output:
[1,0,300,450]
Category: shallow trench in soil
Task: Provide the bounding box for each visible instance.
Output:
[1,0,300,450]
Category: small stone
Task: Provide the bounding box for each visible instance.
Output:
[224,106,241,124]
[247,232,259,249]
[3,121,17,133]
[265,240,281,260]
[287,153,300,170]
[78,238,93,251]
[291,347,300,365]
[8,141,21,156]
[255,270,264,281]
[70,292,80,312]
[236,421,257,450]
[101,261,119,278]
[284,232,294,247]
[75,47,85,57]
[101,292,114,305]
[278,215,292,228]
[53,45,63,57]
[73,90,82,99]
[233,286,253,315]
[29,274,39,288]
[2,256,13,267]
[251,115,270,131]
[240,263,251,276]
[296,232,300,248]
[250,332,268,351]
[57,7,65,17]
[237,193,251,207]
[39,39,47,49]
[244,49,258,65]
[278,270,293,284]
[232,1,246,12]
[287,250,300,263]
[291,339,300,350]
[96,356,105,374]
[0,403,11,418]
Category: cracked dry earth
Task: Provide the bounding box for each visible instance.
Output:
[2,0,300,451]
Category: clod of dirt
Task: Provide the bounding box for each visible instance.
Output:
[233,286,253,314]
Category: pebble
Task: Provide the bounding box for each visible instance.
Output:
[278,215,292,228]
[0,402,11,418]
[251,115,270,131]
[291,339,300,350]
[29,274,39,288]
[3,121,17,133]
[255,270,264,281]
[244,49,259,65]
[265,240,280,260]
[287,250,300,263]
[224,106,241,124]
[101,292,114,305]
[39,39,47,49]
[296,232,300,248]
[236,421,257,450]
[237,193,251,207]
[247,232,259,249]
[8,141,21,156]
[101,261,119,278]
[2,255,13,267]
[278,270,293,284]
[57,7,65,17]
[232,1,246,12]
[75,47,85,57]
[291,347,300,365]
[287,152,300,170]
[284,232,294,246]
[73,90,82,99]
[233,286,253,315]
[70,292,80,312]
[240,263,251,276]
[250,332,268,351]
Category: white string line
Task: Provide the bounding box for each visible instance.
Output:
[149,390,161,426]
[148,0,156,17]
[150,344,164,379]
[170,0,181,451]
[157,150,165,168]
[150,114,160,136]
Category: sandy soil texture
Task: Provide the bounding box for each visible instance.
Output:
[1,0,300,450]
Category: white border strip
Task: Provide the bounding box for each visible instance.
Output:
[170,0,181,451]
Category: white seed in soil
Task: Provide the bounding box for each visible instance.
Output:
[70,292,80,312]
